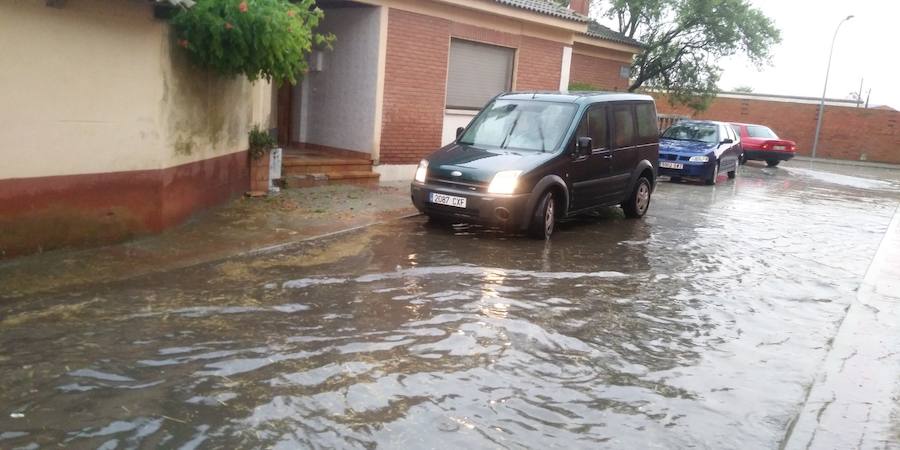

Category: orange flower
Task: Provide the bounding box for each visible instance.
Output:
[287,10,295,17]
[178,39,189,48]
[225,22,233,30]
[238,0,248,12]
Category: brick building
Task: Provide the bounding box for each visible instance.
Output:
[0,0,641,257]
[654,92,900,164]
[279,0,643,180]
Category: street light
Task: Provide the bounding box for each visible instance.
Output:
[811,14,854,159]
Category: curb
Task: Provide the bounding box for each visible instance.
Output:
[781,203,900,449]
[1,210,422,301]
[791,156,900,170]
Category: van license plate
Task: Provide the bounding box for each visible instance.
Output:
[660,161,683,169]
[430,193,467,208]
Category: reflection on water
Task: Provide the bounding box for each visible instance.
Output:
[1,166,898,448]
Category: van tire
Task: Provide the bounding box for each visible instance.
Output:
[623,177,652,218]
[766,159,780,167]
[527,191,555,240]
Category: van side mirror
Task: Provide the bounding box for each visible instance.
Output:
[576,137,592,156]
[721,138,733,144]
[456,127,465,139]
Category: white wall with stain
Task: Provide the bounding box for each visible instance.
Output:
[0,0,272,180]
[295,6,381,154]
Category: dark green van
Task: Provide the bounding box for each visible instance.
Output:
[411,92,659,239]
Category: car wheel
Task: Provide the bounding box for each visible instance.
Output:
[766,159,780,167]
[623,177,652,219]
[527,191,555,240]
[727,160,737,179]
[705,161,719,185]
[739,153,747,165]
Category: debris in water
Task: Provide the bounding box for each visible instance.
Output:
[10,412,25,419]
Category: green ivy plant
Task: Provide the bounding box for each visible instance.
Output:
[248,125,275,159]
[568,82,602,92]
[169,0,333,85]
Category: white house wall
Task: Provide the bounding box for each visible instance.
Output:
[299,6,381,154]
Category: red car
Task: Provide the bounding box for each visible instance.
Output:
[730,122,797,167]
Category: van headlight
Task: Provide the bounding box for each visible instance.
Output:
[689,155,710,162]
[487,170,522,194]
[414,160,428,183]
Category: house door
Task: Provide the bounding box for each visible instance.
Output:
[276,83,294,147]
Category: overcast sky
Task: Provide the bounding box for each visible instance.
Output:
[598,0,900,109]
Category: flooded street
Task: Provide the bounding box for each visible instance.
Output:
[2,162,900,449]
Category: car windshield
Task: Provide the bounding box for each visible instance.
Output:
[459,100,577,152]
[662,123,719,144]
[747,125,778,139]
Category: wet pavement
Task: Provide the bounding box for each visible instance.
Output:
[2,161,900,449]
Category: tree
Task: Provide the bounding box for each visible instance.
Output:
[732,85,754,93]
[170,0,333,85]
[594,0,780,110]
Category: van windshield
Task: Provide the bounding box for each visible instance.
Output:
[459,100,577,152]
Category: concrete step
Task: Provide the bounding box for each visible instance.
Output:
[282,155,374,176]
[283,171,380,188]
[283,163,374,176]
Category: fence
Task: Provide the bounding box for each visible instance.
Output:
[658,113,687,131]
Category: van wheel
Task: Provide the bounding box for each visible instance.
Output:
[766,160,780,167]
[623,177,652,218]
[527,191,555,240]
[705,161,719,185]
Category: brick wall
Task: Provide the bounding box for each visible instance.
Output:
[570,53,628,91]
[380,9,451,165]
[516,36,563,91]
[379,8,565,164]
[655,95,900,164]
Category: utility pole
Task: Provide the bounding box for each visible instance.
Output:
[812,15,854,159]
[857,78,864,107]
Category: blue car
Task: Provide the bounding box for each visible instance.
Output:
[658,120,742,185]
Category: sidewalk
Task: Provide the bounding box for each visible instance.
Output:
[0,182,416,301]
[791,156,900,170]
[783,204,900,449]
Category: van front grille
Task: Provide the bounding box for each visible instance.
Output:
[428,177,487,193]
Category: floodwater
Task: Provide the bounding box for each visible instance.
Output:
[2,162,900,449]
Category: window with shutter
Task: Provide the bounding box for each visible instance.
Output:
[446,39,515,110]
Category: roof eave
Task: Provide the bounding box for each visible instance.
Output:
[574,34,643,53]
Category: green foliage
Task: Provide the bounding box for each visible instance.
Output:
[169,0,333,85]
[248,125,275,159]
[595,0,780,111]
[568,82,603,91]
[732,85,754,93]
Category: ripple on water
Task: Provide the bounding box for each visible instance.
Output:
[1,166,897,448]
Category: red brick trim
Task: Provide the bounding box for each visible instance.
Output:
[0,151,249,258]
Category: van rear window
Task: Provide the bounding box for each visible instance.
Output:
[635,103,658,140]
